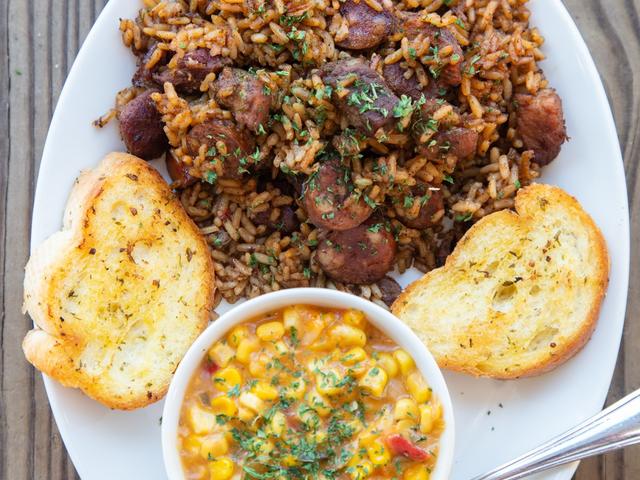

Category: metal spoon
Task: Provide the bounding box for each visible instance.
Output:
[471,388,640,480]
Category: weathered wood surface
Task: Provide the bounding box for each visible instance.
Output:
[0,0,637,478]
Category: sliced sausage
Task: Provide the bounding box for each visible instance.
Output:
[321,59,399,136]
[382,62,424,101]
[398,12,463,86]
[396,184,444,230]
[165,150,197,188]
[212,68,272,132]
[118,90,168,160]
[153,49,231,94]
[336,0,394,50]
[303,159,373,230]
[417,127,478,161]
[515,88,567,166]
[185,119,255,179]
[378,276,402,307]
[316,219,397,285]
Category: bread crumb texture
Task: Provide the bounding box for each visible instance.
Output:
[393,184,609,379]
[22,153,215,409]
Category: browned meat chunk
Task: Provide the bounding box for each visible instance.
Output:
[132,44,167,88]
[396,184,444,229]
[321,59,399,136]
[417,127,478,160]
[316,220,397,284]
[153,49,231,94]
[212,68,272,132]
[303,159,373,230]
[252,206,300,235]
[332,129,365,157]
[515,88,567,166]
[382,63,424,101]
[118,91,168,160]
[185,119,255,179]
[378,276,402,306]
[398,12,463,86]
[337,0,394,50]
[165,150,196,188]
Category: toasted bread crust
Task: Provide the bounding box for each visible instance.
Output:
[23,153,215,409]
[393,184,609,379]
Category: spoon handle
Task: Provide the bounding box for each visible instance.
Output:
[471,388,640,480]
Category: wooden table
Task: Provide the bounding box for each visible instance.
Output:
[0,1,637,478]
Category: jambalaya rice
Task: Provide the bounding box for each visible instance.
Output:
[101,0,566,309]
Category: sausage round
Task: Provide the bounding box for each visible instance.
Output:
[316,221,397,284]
[416,127,478,161]
[185,119,255,179]
[153,49,231,94]
[321,59,399,136]
[303,159,373,230]
[515,88,567,166]
[395,184,444,230]
[118,90,168,161]
[213,68,271,132]
[165,150,197,188]
[336,0,394,50]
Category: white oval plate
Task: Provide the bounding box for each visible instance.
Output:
[31,0,629,479]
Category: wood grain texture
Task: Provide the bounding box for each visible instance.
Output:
[0,0,637,478]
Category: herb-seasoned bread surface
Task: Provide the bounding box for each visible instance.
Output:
[392,184,609,379]
[23,153,215,409]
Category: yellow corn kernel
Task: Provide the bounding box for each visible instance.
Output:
[236,336,260,364]
[283,377,306,400]
[283,305,302,330]
[209,457,234,480]
[394,398,420,422]
[348,455,373,479]
[249,352,270,377]
[199,433,229,459]
[302,317,326,346]
[393,349,414,376]
[252,381,279,401]
[307,388,332,417]
[407,372,431,403]
[357,426,379,448]
[332,324,367,348]
[367,439,391,466]
[395,419,415,433]
[378,353,399,378]
[253,438,275,456]
[358,366,388,397]
[420,402,442,434]
[342,347,367,365]
[403,464,429,480]
[268,410,286,436]
[227,325,249,347]
[213,367,242,393]
[239,391,265,413]
[182,434,202,454]
[282,454,298,467]
[316,367,349,396]
[187,405,217,434]
[210,396,238,417]
[274,340,289,356]
[343,309,366,328]
[207,341,235,368]
[256,321,285,342]
[237,406,255,422]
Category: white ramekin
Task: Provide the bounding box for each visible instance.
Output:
[161,288,455,480]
